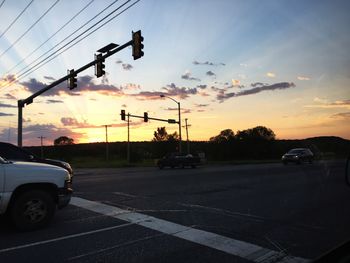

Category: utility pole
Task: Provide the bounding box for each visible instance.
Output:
[37,136,45,158]
[184,119,191,154]
[103,125,111,161]
[127,113,130,163]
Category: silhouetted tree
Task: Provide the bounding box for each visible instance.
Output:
[167,131,179,142]
[153,127,179,142]
[210,129,235,142]
[54,136,74,145]
[236,126,275,141]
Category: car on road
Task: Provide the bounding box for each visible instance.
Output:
[0,156,72,230]
[0,142,73,176]
[282,148,314,165]
[157,152,201,169]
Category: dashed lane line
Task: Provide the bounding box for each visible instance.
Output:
[70,197,310,263]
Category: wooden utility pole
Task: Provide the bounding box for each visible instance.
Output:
[37,136,45,158]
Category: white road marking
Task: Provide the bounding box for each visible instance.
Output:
[70,197,310,263]
[0,223,133,254]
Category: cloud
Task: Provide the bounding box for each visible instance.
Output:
[206,71,216,77]
[198,91,210,97]
[21,75,124,97]
[197,84,207,89]
[162,83,197,99]
[181,71,200,81]
[297,76,310,81]
[195,103,209,107]
[231,79,244,88]
[129,91,164,100]
[329,99,350,106]
[266,72,276,78]
[0,102,16,108]
[216,82,296,102]
[20,78,49,94]
[46,99,63,104]
[165,107,179,111]
[0,112,15,116]
[193,60,225,66]
[0,74,16,85]
[60,117,99,128]
[232,79,240,85]
[61,117,79,126]
[130,83,198,100]
[239,63,248,67]
[123,83,140,90]
[44,76,56,81]
[122,64,133,71]
[305,99,350,109]
[251,82,266,87]
[0,124,84,146]
[331,112,350,119]
[1,93,17,100]
[217,91,236,102]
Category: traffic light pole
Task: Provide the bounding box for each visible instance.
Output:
[127,113,130,163]
[17,38,135,147]
[120,111,177,163]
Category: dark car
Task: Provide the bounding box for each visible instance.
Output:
[281,148,314,165]
[0,142,73,175]
[157,152,201,169]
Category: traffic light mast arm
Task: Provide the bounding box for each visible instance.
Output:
[21,39,133,106]
[123,113,176,123]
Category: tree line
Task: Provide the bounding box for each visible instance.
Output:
[46,126,349,163]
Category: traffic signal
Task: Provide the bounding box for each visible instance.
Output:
[95,54,105,77]
[144,112,148,122]
[121,110,126,121]
[68,69,77,90]
[132,30,144,60]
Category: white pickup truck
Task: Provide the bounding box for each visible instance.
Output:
[0,156,72,231]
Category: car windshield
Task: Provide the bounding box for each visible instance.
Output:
[0,1,349,262]
[288,149,306,154]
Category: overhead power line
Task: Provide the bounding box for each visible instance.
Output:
[1,0,141,88]
[15,0,139,82]
[0,0,34,39]
[5,0,120,79]
[0,0,6,9]
[4,0,95,75]
[0,0,60,59]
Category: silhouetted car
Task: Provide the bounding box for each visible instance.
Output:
[282,148,314,165]
[157,152,201,169]
[0,142,73,175]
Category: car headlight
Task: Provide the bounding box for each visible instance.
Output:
[293,156,299,159]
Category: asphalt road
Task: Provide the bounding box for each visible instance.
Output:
[1,160,350,263]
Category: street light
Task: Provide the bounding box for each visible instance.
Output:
[160,94,182,153]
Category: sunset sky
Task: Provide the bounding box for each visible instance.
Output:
[0,0,349,146]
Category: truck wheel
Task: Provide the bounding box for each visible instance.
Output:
[10,190,55,231]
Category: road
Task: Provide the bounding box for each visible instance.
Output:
[1,160,350,262]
